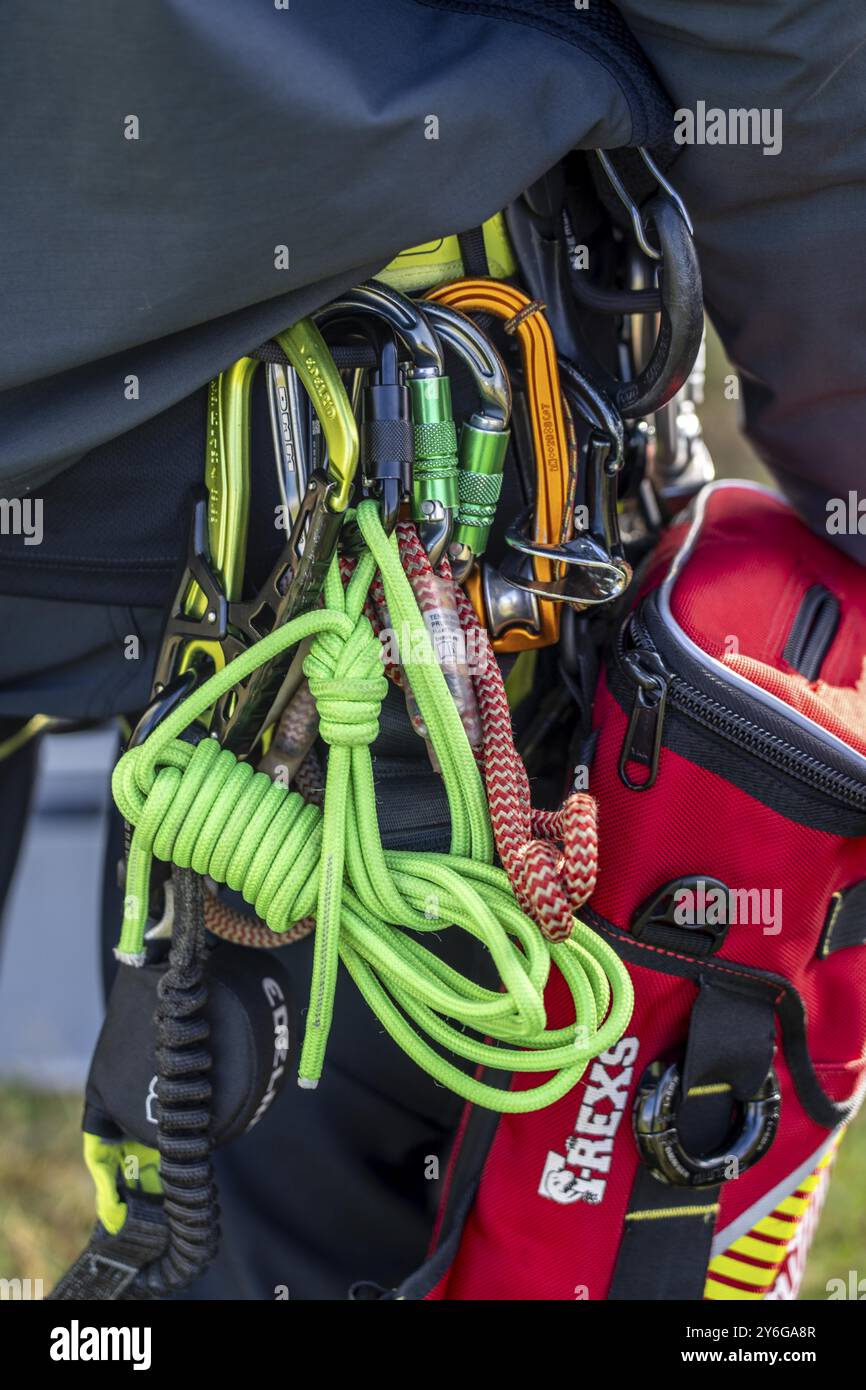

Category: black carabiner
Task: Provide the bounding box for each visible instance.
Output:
[613,192,704,418]
[317,312,412,536]
[506,157,704,419]
[633,1059,781,1189]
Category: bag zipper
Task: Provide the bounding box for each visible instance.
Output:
[617,612,866,810]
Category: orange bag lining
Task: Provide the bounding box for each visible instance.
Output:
[723,653,866,759]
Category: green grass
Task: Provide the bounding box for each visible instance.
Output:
[0,1082,862,1298]
[0,1085,93,1290]
[800,1117,866,1298]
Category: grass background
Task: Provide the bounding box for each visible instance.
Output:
[0,327,862,1299]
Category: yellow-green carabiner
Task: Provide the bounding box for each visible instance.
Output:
[275,319,358,513]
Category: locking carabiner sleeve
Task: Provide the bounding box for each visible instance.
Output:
[419,298,511,581]
[317,282,460,561]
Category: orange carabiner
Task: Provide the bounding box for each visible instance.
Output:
[426,279,572,651]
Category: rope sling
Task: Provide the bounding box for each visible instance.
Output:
[114,501,633,1112]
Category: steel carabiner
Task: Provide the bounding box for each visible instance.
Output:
[149,358,256,701]
[596,147,694,261]
[507,152,704,421]
[210,318,359,756]
[317,281,461,562]
[500,355,630,610]
[267,359,310,532]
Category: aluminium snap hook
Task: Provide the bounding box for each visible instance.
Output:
[595,148,693,260]
[426,279,573,651]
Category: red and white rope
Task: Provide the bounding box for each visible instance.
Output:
[397,523,598,943]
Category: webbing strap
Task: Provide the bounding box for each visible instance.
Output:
[456,226,490,278]
[48,1199,169,1301]
[609,979,777,1300]
[607,1169,720,1301]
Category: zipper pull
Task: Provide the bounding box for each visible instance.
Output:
[618,649,671,791]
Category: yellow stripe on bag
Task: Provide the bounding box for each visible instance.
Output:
[708,1253,780,1289]
[728,1234,788,1264]
[703,1133,844,1300]
[705,1277,764,1301]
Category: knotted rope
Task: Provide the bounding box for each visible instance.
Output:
[113,502,631,1111]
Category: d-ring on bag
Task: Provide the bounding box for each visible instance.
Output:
[389,480,866,1301]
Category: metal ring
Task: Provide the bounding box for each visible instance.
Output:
[633,1059,780,1189]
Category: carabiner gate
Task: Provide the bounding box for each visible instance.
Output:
[143,318,358,760]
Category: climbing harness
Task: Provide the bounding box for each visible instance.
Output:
[49,130,720,1303]
[52,494,635,1297]
[50,279,642,1296]
[378,213,518,294]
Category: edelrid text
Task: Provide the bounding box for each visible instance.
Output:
[247,977,290,1131]
[303,355,338,419]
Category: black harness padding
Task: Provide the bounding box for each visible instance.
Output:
[48,1197,170,1302]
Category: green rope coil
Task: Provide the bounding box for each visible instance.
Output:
[113,501,632,1111]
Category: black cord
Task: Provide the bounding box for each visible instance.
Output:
[133,867,219,1297]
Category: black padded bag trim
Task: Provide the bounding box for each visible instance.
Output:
[819,880,866,958]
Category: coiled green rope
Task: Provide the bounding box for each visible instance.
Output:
[113,501,632,1111]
